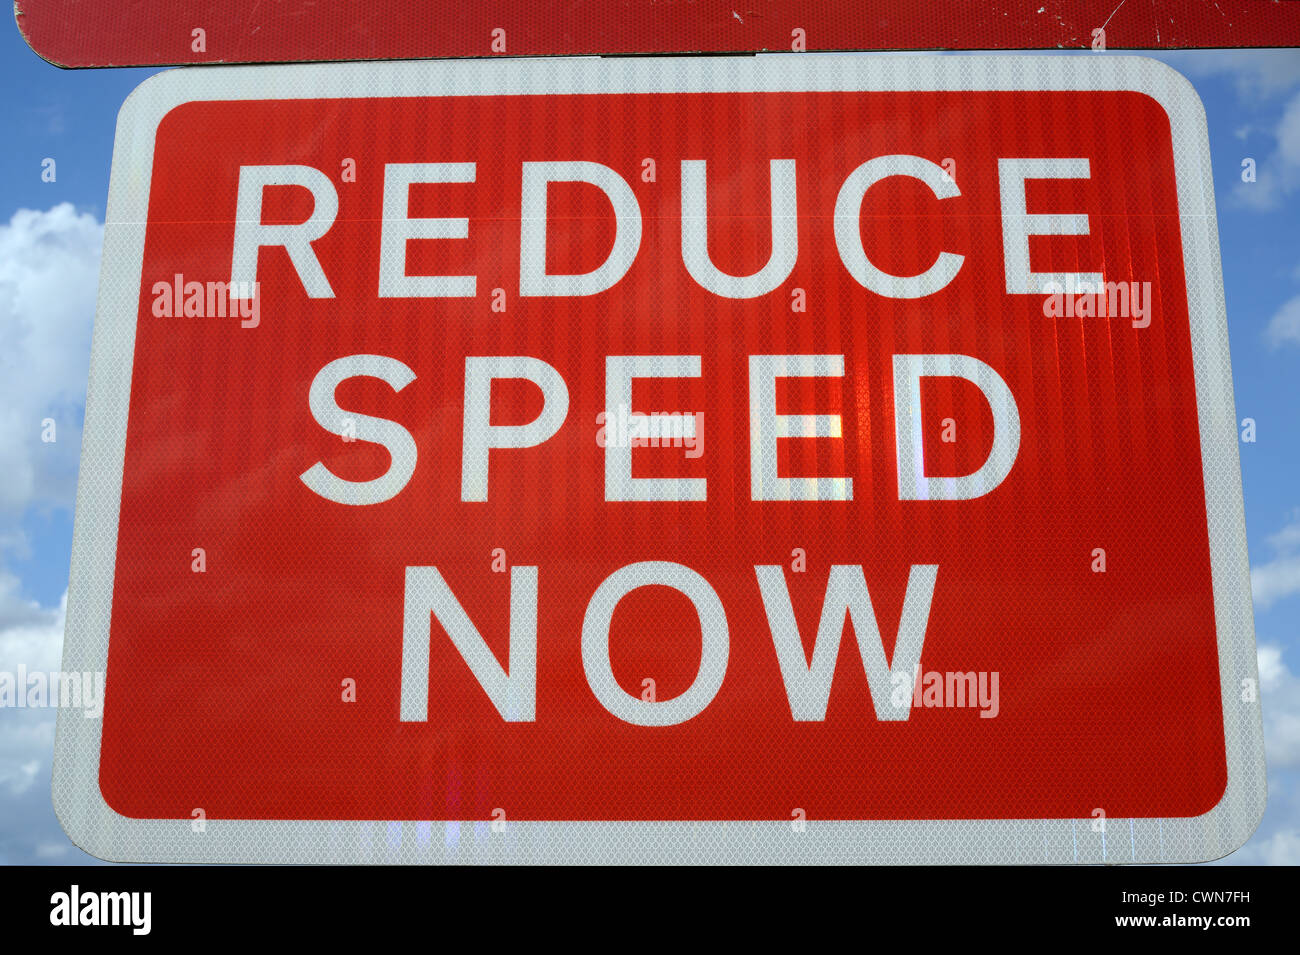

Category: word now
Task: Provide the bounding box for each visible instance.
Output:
[401,562,938,727]
[302,352,1020,505]
[228,156,1110,301]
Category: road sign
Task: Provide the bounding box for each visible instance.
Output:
[55,55,1264,864]
[16,0,1300,68]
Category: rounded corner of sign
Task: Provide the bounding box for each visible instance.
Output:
[12,4,75,70]
[1186,816,1267,867]
[116,68,194,135]
[1223,809,1268,865]
[1174,769,1268,865]
[50,777,133,865]
[1114,56,1207,129]
[95,759,162,829]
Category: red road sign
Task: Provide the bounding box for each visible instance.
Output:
[54,56,1264,863]
[15,0,1300,67]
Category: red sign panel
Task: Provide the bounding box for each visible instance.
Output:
[54,57,1264,863]
[16,0,1300,68]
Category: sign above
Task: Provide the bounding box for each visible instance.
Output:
[15,1,1300,68]
[54,55,1264,863]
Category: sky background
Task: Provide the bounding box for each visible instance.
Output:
[0,26,1297,864]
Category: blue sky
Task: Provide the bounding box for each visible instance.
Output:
[0,23,1297,864]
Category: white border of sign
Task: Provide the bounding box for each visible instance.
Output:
[54,54,1265,864]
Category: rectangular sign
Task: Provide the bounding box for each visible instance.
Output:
[16,0,1300,68]
[54,55,1265,864]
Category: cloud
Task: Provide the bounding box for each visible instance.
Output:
[1164,51,1300,214]
[0,204,102,531]
[1232,88,1300,212]
[1217,644,1300,865]
[1160,50,1300,102]
[1251,556,1300,610]
[1257,643,1300,770]
[0,579,100,864]
[0,573,64,669]
[1228,827,1300,866]
[0,575,64,799]
[1251,512,1300,611]
[0,204,103,864]
[1265,294,1300,348]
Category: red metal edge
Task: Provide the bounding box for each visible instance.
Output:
[13,0,1300,70]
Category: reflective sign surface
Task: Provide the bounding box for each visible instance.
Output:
[54,56,1264,863]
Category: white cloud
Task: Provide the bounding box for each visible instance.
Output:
[1160,52,1300,214]
[0,573,64,670]
[0,580,101,864]
[0,203,102,534]
[1257,643,1300,770]
[1232,88,1300,212]
[0,203,102,863]
[1228,827,1300,865]
[0,575,65,799]
[1251,556,1300,610]
[1264,292,1300,350]
[1217,644,1300,864]
[1266,517,1300,553]
[1159,50,1300,102]
[0,568,68,803]
[1252,512,1300,610]
[0,579,89,863]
